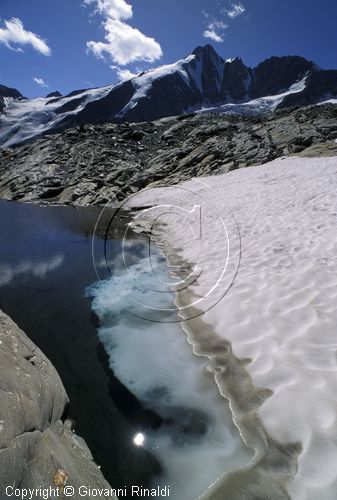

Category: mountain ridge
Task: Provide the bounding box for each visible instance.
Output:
[1,44,337,147]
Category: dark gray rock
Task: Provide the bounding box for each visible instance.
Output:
[0,84,22,100]
[0,310,116,499]
[46,91,62,98]
[251,56,314,98]
[0,104,336,206]
[0,84,23,113]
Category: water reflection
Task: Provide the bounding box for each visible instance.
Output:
[134,433,146,447]
[0,200,160,494]
[0,255,64,286]
[87,241,252,500]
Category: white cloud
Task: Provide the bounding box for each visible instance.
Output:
[33,77,48,88]
[84,0,162,66]
[202,11,228,43]
[226,3,246,18]
[83,0,132,20]
[203,29,224,43]
[114,67,138,81]
[87,19,162,65]
[0,18,51,55]
[0,255,64,287]
[202,2,245,42]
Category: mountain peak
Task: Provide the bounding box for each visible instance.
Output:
[46,91,62,99]
[191,44,220,58]
[226,56,245,66]
[0,84,23,114]
[0,84,22,99]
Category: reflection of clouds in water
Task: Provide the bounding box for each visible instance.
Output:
[87,252,251,499]
[0,254,64,286]
[96,241,149,272]
[96,257,122,269]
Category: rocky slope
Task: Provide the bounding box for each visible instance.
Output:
[0,84,23,113]
[0,309,116,499]
[0,104,336,206]
[1,45,337,147]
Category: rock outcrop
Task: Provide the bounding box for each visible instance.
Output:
[46,91,63,99]
[0,104,336,206]
[0,85,23,113]
[0,310,116,499]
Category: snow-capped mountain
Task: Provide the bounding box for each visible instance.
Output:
[0,84,116,148]
[0,85,23,114]
[1,44,337,147]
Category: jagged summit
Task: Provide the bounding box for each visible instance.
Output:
[1,45,337,147]
[252,55,315,98]
[192,44,222,57]
[0,84,23,113]
[46,91,62,99]
[0,84,22,99]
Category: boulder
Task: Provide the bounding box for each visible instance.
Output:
[0,310,116,499]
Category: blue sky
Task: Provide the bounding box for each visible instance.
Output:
[1,0,337,98]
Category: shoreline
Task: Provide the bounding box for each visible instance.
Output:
[88,220,253,499]
[129,153,337,499]
[135,216,299,499]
